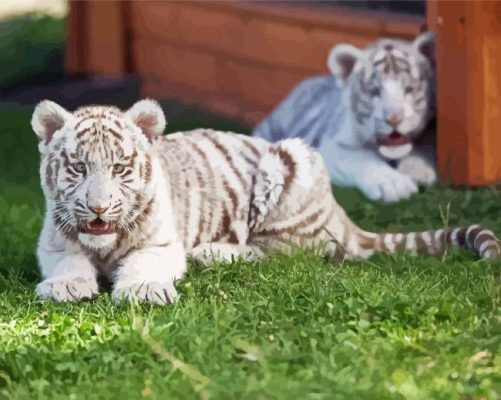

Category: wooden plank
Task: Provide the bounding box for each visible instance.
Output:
[129,1,421,73]
[189,1,423,38]
[85,1,127,75]
[65,1,88,75]
[433,0,501,185]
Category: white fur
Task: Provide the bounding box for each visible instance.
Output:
[450,228,461,247]
[279,139,315,189]
[34,99,186,305]
[31,100,73,142]
[405,232,418,255]
[466,225,481,249]
[327,44,365,81]
[421,231,433,254]
[397,152,437,186]
[328,33,435,201]
[320,138,418,202]
[252,152,287,225]
[383,233,395,252]
[110,156,183,304]
[78,233,118,251]
[125,98,167,138]
[36,247,99,301]
[255,32,436,203]
[112,242,187,305]
[190,243,263,266]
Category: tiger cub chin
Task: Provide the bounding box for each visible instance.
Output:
[32,99,499,305]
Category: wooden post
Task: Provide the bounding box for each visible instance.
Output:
[429,1,501,185]
[65,1,129,76]
[65,0,88,76]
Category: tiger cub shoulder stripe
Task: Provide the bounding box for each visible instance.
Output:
[31,99,500,304]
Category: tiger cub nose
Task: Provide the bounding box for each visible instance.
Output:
[386,113,403,127]
[88,205,109,215]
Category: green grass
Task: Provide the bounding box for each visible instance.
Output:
[0,13,65,91]
[0,106,500,400]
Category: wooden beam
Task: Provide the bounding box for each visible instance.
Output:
[65,1,129,76]
[86,1,128,75]
[430,0,501,185]
[65,0,88,75]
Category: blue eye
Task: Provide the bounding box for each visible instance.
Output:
[370,88,380,97]
[405,86,414,94]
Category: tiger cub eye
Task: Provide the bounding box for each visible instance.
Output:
[113,164,125,174]
[74,162,86,173]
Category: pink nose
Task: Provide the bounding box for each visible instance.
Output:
[88,205,109,215]
[386,113,403,127]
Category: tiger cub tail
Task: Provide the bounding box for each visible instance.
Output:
[251,137,500,262]
[351,225,500,261]
[251,139,501,260]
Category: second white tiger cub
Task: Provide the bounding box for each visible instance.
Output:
[253,31,437,203]
[32,99,499,305]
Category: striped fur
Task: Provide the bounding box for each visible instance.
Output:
[253,31,437,203]
[31,100,499,304]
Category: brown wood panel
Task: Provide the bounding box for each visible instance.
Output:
[66,1,424,127]
[194,1,422,38]
[65,1,88,75]
[133,40,220,93]
[218,59,307,110]
[85,1,127,75]
[141,75,248,122]
[433,0,501,185]
[129,1,421,73]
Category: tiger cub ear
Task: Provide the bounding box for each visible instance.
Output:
[126,99,167,140]
[413,30,435,62]
[327,44,364,82]
[31,100,72,144]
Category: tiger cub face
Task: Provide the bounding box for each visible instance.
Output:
[31,100,166,251]
[328,31,435,158]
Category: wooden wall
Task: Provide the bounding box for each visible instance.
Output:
[65,1,423,125]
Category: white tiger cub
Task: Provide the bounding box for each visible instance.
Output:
[32,99,499,305]
[253,31,436,203]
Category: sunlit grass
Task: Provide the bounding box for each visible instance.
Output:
[0,108,500,399]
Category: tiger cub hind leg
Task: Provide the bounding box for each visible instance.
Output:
[189,243,264,266]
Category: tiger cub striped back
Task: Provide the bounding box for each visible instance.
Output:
[157,128,499,261]
[32,100,499,305]
[156,130,269,249]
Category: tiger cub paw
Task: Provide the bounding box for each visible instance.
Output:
[397,154,437,186]
[112,280,178,305]
[36,275,99,302]
[359,165,418,203]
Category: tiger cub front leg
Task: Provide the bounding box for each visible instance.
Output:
[36,251,99,302]
[112,242,187,305]
[326,145,418,203]
[189,243,264,266]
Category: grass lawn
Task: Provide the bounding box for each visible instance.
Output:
[0,13,64,92]
[0,105,500,400]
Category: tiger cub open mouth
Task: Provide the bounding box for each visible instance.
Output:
[377,132,413,160]
[78,218,117,235]
[378,131,411,147]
